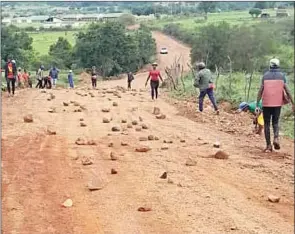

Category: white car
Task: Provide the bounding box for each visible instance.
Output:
[160,47,168,54]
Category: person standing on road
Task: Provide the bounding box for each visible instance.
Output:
[145,62,163,100]
[127,71,134,90]
[256,58,294,153]
[91,66,97,89]
[4,57,17,97]
[36,65,44,89]
[49,66,59,88]
[17,68,22,88]
[68,70,74,88]
[194,62,219,115]
[28,72,32,88]
[22,69,29,88]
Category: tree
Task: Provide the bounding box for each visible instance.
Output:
[118,14,136,26]
[198,2,217,19]
[74,22,155,77]
[49,37,73,68]
[249,8,262,18]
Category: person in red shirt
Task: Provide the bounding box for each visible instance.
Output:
[22,69,29,88]
[145,62,163,100]
[4,57,17,97]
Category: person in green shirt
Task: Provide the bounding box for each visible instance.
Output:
[238,100,264,135]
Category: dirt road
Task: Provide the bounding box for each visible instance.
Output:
[2,32,294,234]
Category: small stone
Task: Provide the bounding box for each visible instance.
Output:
[135,127,142,132]
[213,141,220,148]
[73,101,80,106]
[24,114,33,123]
[163,140,173,144]
[156,114,166,119]
[141,123,148,129]
[87,140,96,145]
[108,142,114,147]
[132,120,138,125]
[127,124,133,129]
[111,169,118,174]
[153,107,161,115]
[168,179,174,184]
[110,152,118,161]
[121,142,128,146]
[139,137,148,141]
[41,90,46,93]
[80,105,87,110]
[80,122,87,127]
[75,138,86,145]
[81,156,93,165]
[161,146,169,150]
[155,136,160,140]
[121,119,127,123]
[63,102,69,106]
[113,102,118,107]
[214,151,229,159]
[138,207,152,212]
[180,139,186,143]
[101,108,110,113]
[160,172,167,179]
[87,182,103,191]
[268,195,280,203]
[79,118,84,121]
[46,126,56,135]
[135,146,151,152]
[139,116,143,122]
[48,108,56,113]
[47,98,51,101]
[112,126,120,132]
[103,118,110,123]
[185,158,197,166]
[148,135,154,141]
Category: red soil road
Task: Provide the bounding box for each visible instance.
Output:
[2,31,294,234]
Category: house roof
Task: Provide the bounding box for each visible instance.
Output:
[29,16,50,21]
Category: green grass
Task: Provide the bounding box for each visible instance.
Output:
[29,31,77,55]
[150,9,294,30]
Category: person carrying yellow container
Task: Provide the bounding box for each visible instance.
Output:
[238,100,263,135]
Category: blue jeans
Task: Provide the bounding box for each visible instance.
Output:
[199,88,218,112]
[68,77,74,88]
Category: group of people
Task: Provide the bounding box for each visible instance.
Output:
[138,58,294,153]
[4,57,75,96]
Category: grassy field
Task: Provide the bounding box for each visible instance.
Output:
[150,9,294,30]
[29,31,77,55]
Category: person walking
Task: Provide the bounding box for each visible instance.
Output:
[194,62,219,114]
[4,57,17,97]
[127,71,134,90]
[17,68,22,88]
[68,70,74,88]
[256,58,294,152]
[22,69,29,88]
[91,66,97,89]
[28,72,32,88]
[49,66,59,88]
[36,65,44,89]
[145,62,163,100]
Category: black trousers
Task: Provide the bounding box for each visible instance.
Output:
[43,78,52,89]
[128,80,132,89]
[92,78,97,88]
[263,107,281,146]
[7,78,16,94]
[36,79,43,89]
[150,80,159,99]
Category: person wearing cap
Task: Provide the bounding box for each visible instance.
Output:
[194,62,219,114]
[49,66,59,88]
[68,70,74,88]
[36,65,45,89]
[145,62,163,100]
[256,58,294,152]
[238,100,263,135]
[4,57,17,97]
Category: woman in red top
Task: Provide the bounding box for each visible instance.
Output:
[145,62,163,100]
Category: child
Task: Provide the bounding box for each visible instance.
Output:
[68,70,74,88]
[238,101,264,135]
[28,72,32,88]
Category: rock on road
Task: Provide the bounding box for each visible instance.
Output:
[2,31,294,234]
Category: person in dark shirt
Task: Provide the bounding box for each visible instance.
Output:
[127,72,134,90]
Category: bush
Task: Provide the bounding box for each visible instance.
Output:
[249,8,262,17]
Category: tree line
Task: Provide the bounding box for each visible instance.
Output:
[1,22,156,77]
